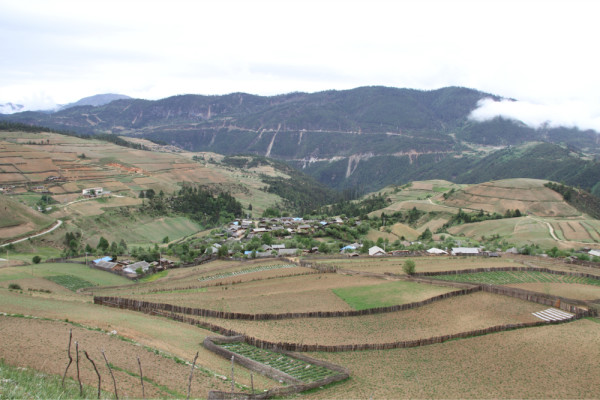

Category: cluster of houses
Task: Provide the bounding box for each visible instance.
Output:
[92,256,175,278]
[366,246,497,257]
[225,217,347,240]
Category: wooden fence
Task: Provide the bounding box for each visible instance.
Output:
[93,282,596,353]
[94,287,479,321]
[204,335,350,400]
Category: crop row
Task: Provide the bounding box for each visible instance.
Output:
[219,342,337,383]
[197,264,297,282]
[435,271,600,286]
[44,274,95,291]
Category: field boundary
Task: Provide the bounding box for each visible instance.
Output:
[94,286,596,353]
[409,266,600,280]
[203,335,349,399]
[94,287,479,321]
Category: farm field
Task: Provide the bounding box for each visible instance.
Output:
[0,253,599,399]
[442,178,581,217]
[505,282,600,300]
[316,256,518,274]
[0,292,274,393]
[118,273,388,313]
[332,280,455,310]
[192,292,542,346]
[303,319,600,399]
[0,316,235,399]
[433,270,600,287]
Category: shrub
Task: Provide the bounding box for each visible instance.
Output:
[8,283,22,290]
[32,255,41,264]
[403,259,416,275]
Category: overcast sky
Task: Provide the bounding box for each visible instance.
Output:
[2,0,600,131]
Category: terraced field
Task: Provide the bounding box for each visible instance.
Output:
[219,342,338,383]
[434,270,600,286]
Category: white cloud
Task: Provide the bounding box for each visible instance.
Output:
[469,98,600,133]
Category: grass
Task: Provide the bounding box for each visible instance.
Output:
[332,280,454,310]
[219,342,338,383]
[44,274,95,291]
[0,358,108,399]
[0,262,130,286]
[435,270,600,286]
[139,270,169,283]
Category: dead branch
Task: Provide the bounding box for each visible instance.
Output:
[61,329,73,387]
[101,349,119,400]
[84,351,101,399]
[187,351,199,400]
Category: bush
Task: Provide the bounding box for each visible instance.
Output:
[32,255,41,264]
[403,259,416,275]
[8,283,22,290]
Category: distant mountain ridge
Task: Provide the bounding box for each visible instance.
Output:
[58,93,131,110]
[1,86,599,194]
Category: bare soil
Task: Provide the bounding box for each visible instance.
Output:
[0,316,232,398]
[194,292,541,346]
[506,282,600,300]
[303,319,600,399]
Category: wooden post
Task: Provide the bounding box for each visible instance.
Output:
[101,349,119,400]
[75,341,83,396]
[137,357,145,400]
[251,373,254,395]
[230,355,235,393]
[187,352,199,400]
[61,329,73,387]
[84,351,101,399]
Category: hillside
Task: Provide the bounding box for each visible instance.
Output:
[442,179,581,217]
[0,195,55,241]
[2,86,599,194]
[0,129,338,247]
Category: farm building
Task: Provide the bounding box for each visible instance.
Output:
[427,247,448,255]
[369,246,386,256]
[588,250,600,257]
[82,187,104,197]
[451,247,480,256]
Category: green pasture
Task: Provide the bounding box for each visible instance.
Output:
[128,216,203,244]
[0,262,129,287]
[332,280,454,310]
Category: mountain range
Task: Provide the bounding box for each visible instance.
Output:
[1,86,599,195]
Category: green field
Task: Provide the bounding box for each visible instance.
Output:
[44,274,95,291]
[332,280,454,310]
[0,262,130,287]
[435,270,600,286]
[219,342,338,383]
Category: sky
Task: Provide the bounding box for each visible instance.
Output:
[1,0,600,131]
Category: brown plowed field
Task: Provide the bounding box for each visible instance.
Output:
[193,292,541,346]
[506,282,600,300]
[317,256,517,274]
[304,319,600,399]
[126,273,387,313]
[0,316,232,398]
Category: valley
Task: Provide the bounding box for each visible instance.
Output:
[0,114,599,399]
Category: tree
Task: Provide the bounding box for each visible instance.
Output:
[418,228,432,241]
[403,259,416,275]
[217,245,229,258]
[97,236,109,252]
[32,255,41,264]
[145,188,156,199]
